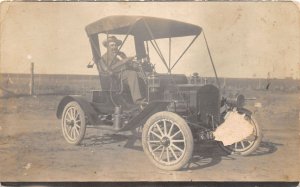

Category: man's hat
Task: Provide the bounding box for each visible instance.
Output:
[102,36,122,48]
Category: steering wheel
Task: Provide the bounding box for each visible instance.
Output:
[122,56,142,69]
[117,56,153,73]
[120,56,135,64]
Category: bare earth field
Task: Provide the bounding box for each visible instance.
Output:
[0,90,299,181]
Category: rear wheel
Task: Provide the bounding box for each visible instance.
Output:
[142,111,193,171]
[218,113,262,156]
[61,101,86,145]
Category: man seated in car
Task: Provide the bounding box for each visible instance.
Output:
[100,36,144,105]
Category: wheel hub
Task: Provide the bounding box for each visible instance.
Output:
[67,120,75,127]
[161,137,170,147]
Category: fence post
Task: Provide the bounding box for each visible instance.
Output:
[30,62,34,96]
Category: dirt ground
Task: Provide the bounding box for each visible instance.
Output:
[0,90,299,181]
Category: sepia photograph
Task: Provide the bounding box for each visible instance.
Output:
[0,1,299,182]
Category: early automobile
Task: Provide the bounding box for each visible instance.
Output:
[56,16,262,171]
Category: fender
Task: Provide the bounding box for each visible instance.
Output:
[56,95,98,125]
[120,101,170,131]
[237,107,253,117]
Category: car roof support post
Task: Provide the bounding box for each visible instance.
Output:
[203,31,220,89]
[109,23,136,64]
[143,19,170,72]
[169,38,171,74]
[170,34,199,71]
[89,34,105,74]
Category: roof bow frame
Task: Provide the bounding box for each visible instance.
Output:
[85,16,202,40]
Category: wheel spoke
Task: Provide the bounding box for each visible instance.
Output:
[67,124,72,134]
[163,120,167,135]
[149,140,161,143]
[166,147,170,163]
[75,123,80,129]
[66,112,72,121]
[71,127,75,138]
[172,139,185,143]
[66,113,72,121]
[241,141,245,148]
[167,123,174,136]
[70,108,73,119]
[72,108,76,119]
[152,145,163,152]
[171,143,184,153]
[169,146,178,160]
[69,108,73,119]
[73,127,77,139]
[74,127,79,137]
[155,123,164,136]
[234,142,238,149]
[73,128,77,138]
[171,129,181,138]
[70,127,74,139]
[150,131,162,139]
[75,111,79,120]
[159,147,165,161]
[246,140,253,145]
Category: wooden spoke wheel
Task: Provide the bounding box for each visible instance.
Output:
[61,101,86,145]
[218,114,262,156]
[142,112,193,171]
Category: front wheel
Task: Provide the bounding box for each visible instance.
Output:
[61,101,86,145]
[218,112,262,156]
[142,112,193,171]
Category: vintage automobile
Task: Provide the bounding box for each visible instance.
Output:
[56,16,262,171]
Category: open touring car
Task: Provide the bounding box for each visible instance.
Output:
[56,16,262,171]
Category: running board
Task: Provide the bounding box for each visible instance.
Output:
[87,124,121,131]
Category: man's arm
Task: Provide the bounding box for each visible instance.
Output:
[109,52,133,72]
[118,51,127,59]
[99,59,113,74]
[99,53,113,74]
[110,58,131,71]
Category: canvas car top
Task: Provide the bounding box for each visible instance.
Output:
[85,15,202,40]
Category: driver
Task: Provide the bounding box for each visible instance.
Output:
[101,36,144,105]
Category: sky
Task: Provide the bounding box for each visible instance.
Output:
[0,2,299,79]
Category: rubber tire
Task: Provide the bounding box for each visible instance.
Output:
[218,113,262,156]
[142,111,194,171]
[61,101,86,145]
